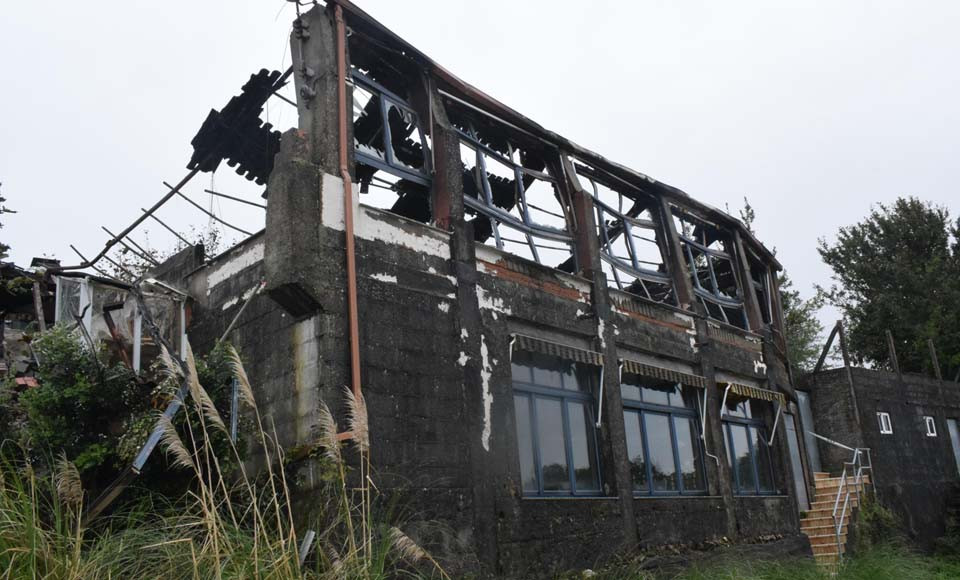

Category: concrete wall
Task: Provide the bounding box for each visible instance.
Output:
[804,367,960,546]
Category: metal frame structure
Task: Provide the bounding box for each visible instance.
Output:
[512,350,603,497]
[351,70,432,187]
[621,380,708,496]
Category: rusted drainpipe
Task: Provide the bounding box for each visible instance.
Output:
[335,4,363,401]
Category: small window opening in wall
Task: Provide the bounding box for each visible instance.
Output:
[924,416,937,437]
[878,412,893,435]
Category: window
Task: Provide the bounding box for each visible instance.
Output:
[746,249,772,325]
[448,99,577,271]
[878,412,893,435]
[512,349,601,495]
[924,416,937,437]
[673,210,747,329]
[572,161,676,305]
[351,71,432,222]
[722,397,776,495]
[621,377,706,495]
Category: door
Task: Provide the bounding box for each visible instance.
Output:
[785,412,810,510]
[797,391,822,473]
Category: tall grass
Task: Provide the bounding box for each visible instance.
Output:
[0,341,447,579]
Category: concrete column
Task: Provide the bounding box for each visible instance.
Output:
[732,230,764,332]
[562,154,638,548]
[654,196,697,312]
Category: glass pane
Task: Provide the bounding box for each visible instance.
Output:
[513,395,537,493]
[536,397,570,491]
[624,411,648,492]
[752,426,775,493]
[57,278,81,324]
[728,423,756,493]
[621,382,642,402]
[641,384,671,407]
[678,386,699,410]
[675,416,706,492]
[530,352,563,389]
[511,352,533,382]
[948,419,960,476]
[645,412,678,492]
[561,360,582,391]
[568,401,599,492]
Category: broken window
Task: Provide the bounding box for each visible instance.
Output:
[452,107,577,270]
[351,70,432,223]
[746,249,772,326]
[512,349,601,496]
[673,209,747,329]
[572,162,675,305]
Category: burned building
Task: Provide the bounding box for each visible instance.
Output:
[43,1,827,576]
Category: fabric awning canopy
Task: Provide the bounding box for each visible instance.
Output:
[720,382,786,406]
[621,359,706,388]
[511,334,603,366]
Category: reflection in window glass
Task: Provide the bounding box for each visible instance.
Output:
[753,426,775,493]
[624,411,648,491]
[536,397,569,492]
[569,401,600,492]
[646,412,678,492]
[728,423,756,493]
[513,395,537,493]
[56,278,82,324]
[676,416,706,491]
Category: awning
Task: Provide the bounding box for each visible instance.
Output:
[511,334,603,366]
[720,382,786,406]
[621,359,706,388]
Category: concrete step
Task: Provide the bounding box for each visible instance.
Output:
[813,471,833,480]
[800,516,835,530]
[802,523,847,536]
[811,542,845,556]
[805,509,841,520]
[810,498,859,510]
[814,478,870,490]
[806,532,847,547]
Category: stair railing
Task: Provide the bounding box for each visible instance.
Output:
[808,432,873,563]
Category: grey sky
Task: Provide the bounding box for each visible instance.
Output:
[2,1,958,329]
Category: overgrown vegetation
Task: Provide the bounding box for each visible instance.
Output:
[0,341,446,579]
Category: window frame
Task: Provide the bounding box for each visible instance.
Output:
[924,415,937,437]
[878,411,893,435]
[350,70,432,187]
[621,379,708,496]
[722,399,778,495]
[512,351,603,497]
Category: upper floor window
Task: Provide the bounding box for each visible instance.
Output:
[572,161,676,306]
[924,415,937,437]
[673,210,747,329]
[621,377,706,495]
[722,397,776,495]
[512,348,601,496]
[878,411,893,435]
[351,70,432,223]
[447,99,577,271]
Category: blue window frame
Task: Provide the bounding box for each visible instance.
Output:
[512,350,602,496]
[621,377,707,495]
[722,398,777,495]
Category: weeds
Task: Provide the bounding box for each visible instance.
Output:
[0,340,446,579]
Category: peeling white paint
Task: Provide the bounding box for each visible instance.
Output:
[221,297,240,311]
[754,360,768,375]
[613,324,621,336]
[206,241,264,293]
[476,286,512,317]
[220,284,260,311]
[438,301,450,313]
[480,334,493,452]
[597,318,607,350]
[458,351,470,366]
[576,309,586,318]
[461,329,469,340]
[370,273,397,284]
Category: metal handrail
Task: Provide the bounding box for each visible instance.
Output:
[830,446,873,563]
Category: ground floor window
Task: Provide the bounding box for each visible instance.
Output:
[947,419,960,476]
[722,397,776,495]
[512,349,601,496]
[621,378,707,495]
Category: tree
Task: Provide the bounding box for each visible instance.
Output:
[779,273,824,372]
[739,197,824,372]
[0,182,16,260]
[817,197,960,377]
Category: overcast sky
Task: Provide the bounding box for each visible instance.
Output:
[2,1,958,329]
